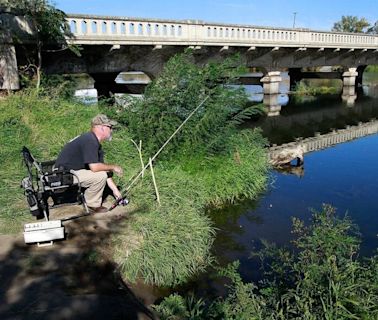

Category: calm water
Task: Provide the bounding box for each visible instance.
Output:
[171,73,378,298]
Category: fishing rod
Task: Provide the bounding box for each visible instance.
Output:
[108,95,209,211]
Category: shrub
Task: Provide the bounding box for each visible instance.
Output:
[118,50,263,159]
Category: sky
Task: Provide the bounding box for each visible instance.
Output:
[54,0,378,31]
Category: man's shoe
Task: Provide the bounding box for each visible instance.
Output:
[88,206,108,213]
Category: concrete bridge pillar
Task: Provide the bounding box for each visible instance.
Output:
[0,44,20,90]
[342,67,358,87]
[341,67,358,105]
[261,71,282,116]
[260,71,282,95]
[263,94,282,116]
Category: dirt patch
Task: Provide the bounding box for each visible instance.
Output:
[0,203,159,320]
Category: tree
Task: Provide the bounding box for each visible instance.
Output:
[4,0,78,89]
[367,21,378,34]
[332,15,370,33]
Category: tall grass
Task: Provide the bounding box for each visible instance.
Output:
[111,130,269,286]
[292,81,340,97]
[110,52,270,286]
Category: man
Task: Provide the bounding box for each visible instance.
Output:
[55,114,123,213]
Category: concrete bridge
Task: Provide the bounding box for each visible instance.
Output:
[1,11,378,98]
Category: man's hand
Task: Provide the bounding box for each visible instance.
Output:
[113,188,122,199]
[106,178,122,199]
[112,165,123,176]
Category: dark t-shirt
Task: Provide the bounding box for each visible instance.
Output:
[55,132,104,170]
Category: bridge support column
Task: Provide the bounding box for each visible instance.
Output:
[261,71,282,116]
[0,44,20,90]
[263,94,282,116]
[342,67,358,87]
[341,67,358,106]
[261,71,282,94]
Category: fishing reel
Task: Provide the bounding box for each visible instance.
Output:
[108,196,129,211]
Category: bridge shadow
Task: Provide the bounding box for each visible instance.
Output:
[0,206,158,320]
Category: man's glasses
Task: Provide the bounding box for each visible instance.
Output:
[103,125,113,130]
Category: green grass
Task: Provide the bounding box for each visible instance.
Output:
[111,131,269,286]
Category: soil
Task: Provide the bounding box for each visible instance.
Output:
[0,202,160,320]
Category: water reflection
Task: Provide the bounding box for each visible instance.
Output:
[247,95,378,145]
[196,72,378,292]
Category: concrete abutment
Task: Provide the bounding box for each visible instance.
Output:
[0,44,20,90]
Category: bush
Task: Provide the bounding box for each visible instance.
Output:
[118,50,263,159]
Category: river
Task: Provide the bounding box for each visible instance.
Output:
[165,72,378,299]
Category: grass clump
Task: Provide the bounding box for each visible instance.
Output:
[155,205,378,319]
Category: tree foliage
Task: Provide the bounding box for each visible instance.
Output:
[119,50,263,160]
[332,15,371,33]
[367,21,378,34]
[3,0,77,88]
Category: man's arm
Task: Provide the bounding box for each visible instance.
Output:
[106,177,122,199]
[88,163,123,176]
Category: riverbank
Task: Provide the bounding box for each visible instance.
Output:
[0,77,269,292]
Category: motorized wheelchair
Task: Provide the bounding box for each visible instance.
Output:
[20,146,89,221]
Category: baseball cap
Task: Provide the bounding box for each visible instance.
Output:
[91,114,118,127]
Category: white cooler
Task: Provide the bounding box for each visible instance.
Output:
[24,220,65,246]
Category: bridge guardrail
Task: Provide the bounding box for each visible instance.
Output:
[66,14,378,49]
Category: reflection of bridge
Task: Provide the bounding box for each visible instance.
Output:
[269,119,378,161]
[252,95,378,143]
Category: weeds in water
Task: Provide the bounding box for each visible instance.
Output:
[155,205,378,319]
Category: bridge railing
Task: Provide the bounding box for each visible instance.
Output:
[66,14,378,48]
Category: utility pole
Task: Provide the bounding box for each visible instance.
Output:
[293,12,297,28]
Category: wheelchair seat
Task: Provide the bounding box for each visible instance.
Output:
[20,146,89,220]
